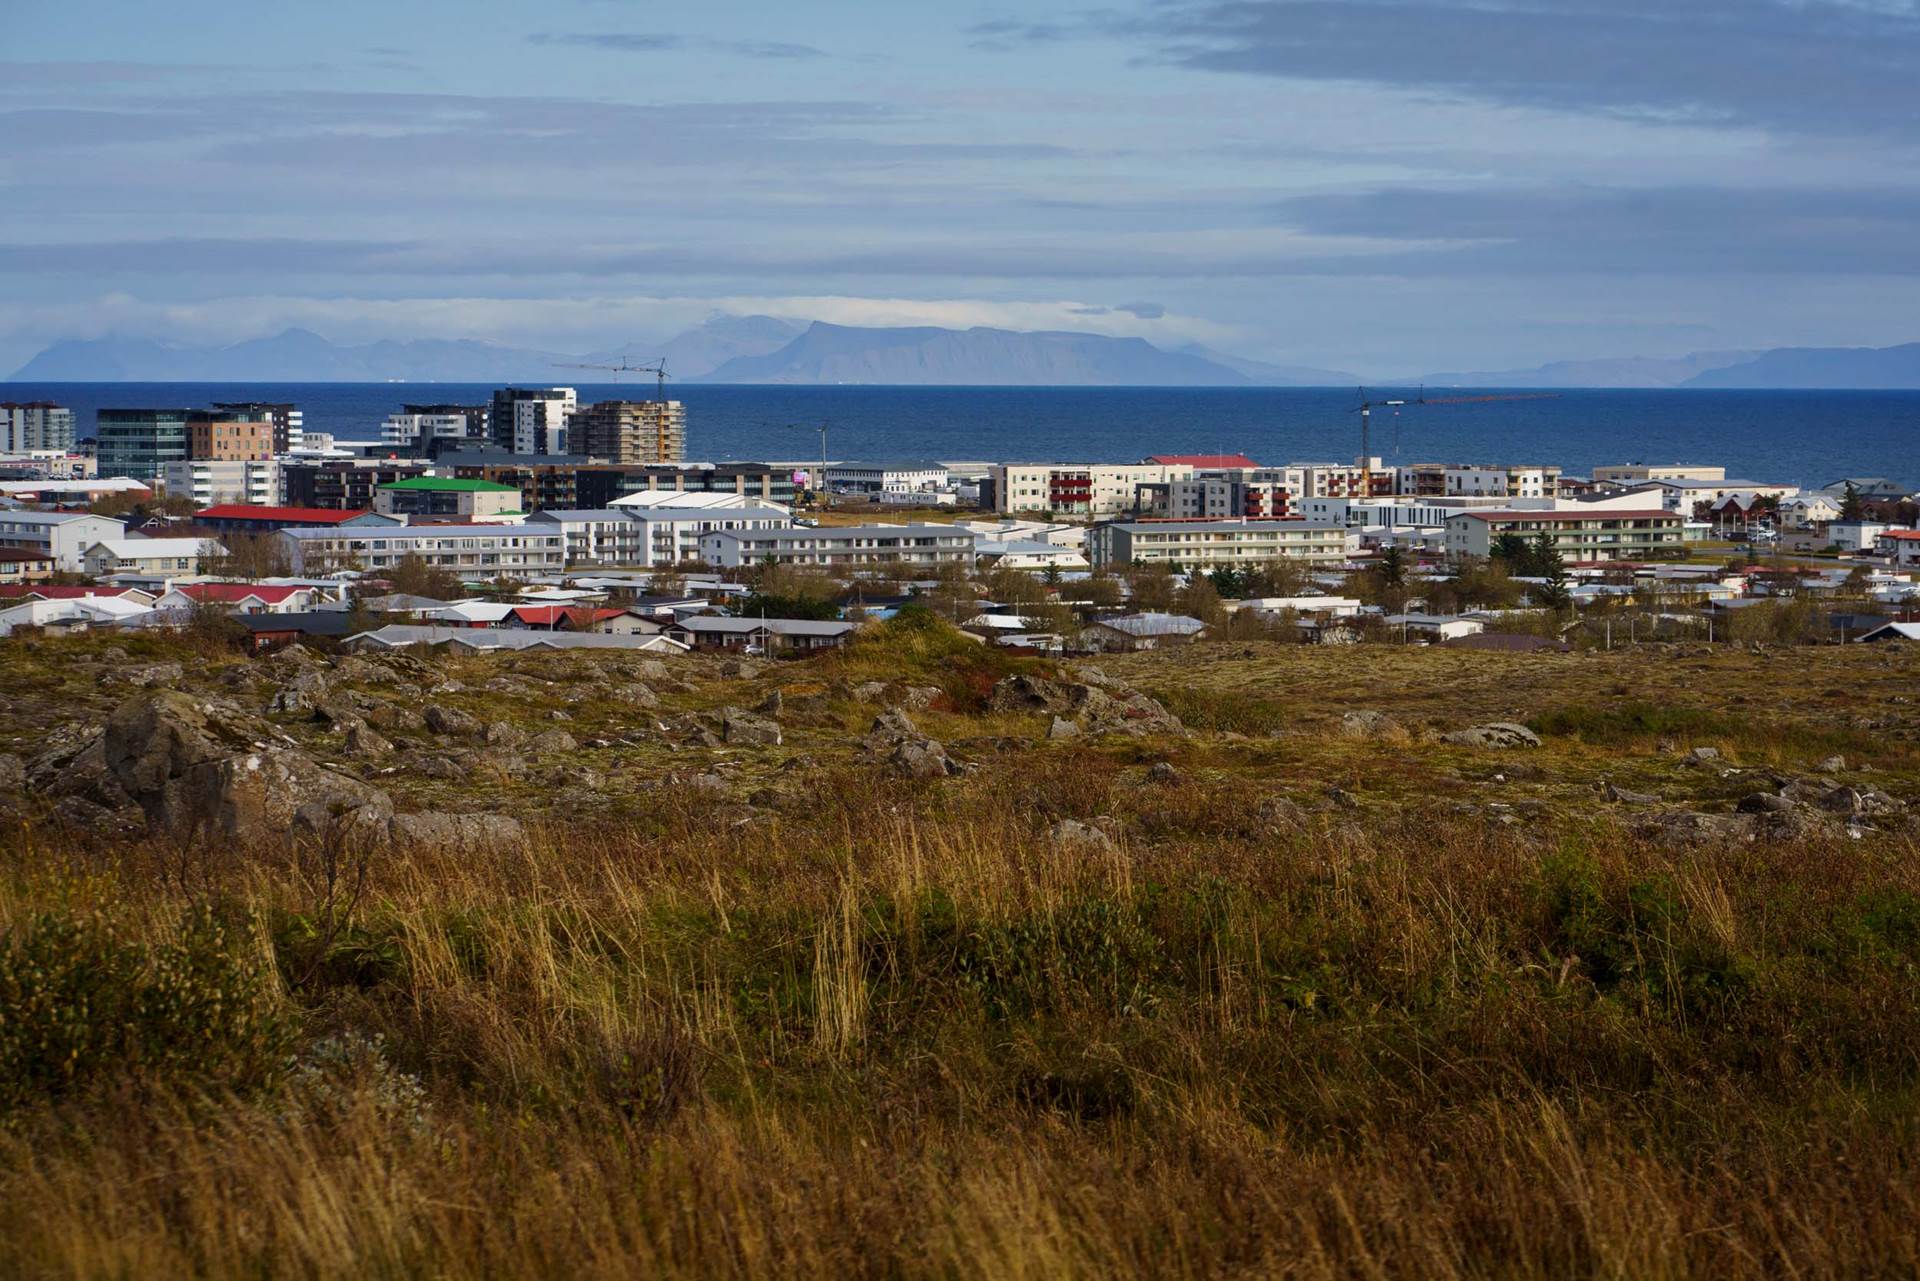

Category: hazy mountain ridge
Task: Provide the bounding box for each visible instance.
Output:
[1412,351,1760,389]
[1680,343,1920,389]
[694,323,1252,385]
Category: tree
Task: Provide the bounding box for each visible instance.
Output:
[1377,544,1407,590]
[206,532,291,580]
[1061,573,1123,608]
[1127,563,1176,613]
[1489,532,1530,569]
[984,565,1046,610]
[1530,534,1572,611]
[1839,480,1866,521]
[649,566,687,598]
[1172,574,1225,626]
[1042,561,1063,589]
[385,553,466,601]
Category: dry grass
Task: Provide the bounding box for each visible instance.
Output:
[3,631,1920,1277]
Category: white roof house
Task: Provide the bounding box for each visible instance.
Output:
[82,538,225,576]
[0,595,154,636]
[609,489,790,514]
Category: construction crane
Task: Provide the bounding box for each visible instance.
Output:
[1349,387,1559,493]
[555,357,677,461]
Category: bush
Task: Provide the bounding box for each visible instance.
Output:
[0,905,295,1110]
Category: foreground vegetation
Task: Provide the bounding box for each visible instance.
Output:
[2,624,1919,1278]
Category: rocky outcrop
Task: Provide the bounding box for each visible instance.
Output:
[987,674,1181,737]
[90,690,393,843]
[388,811,527,851]
[424,705,481,737]
[1338,711,1407,742]
[721,708,782,747]
[1440,723,1542,749]
[861,708,958,778]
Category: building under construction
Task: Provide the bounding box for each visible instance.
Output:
[571,400,687,466]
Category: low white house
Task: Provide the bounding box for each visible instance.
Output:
[1876,530,1920,568]
[0,595,153,636]
[82,537,225,578]
[1382,613,1486,642]
[0,511,128,572]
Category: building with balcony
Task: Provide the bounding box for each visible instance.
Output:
[1087,519,1349,569]
[211,402,303,453]
[698,523,975,570]
[277,524,566,579]
[489,387,576,456]
[570,400,687,465]
[373,476,523,521]
[1443,510,1687,562]
[160,458,281,507]
[0,402,77,453]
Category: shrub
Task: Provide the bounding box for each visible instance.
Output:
[0,905,294,1110]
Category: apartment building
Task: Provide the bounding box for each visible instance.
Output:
[381,405,488,450]
[160,458,281,507]
[489,387,576,456]
[278,524,566,579]
[699,523,975,570]
[0,402,76,453]
[373,476,522,521]
[991,463,1195,517]
[281,460,434,509]
[1443,510,1687,562]
[1137,476,1292,520]
[211,403,303,453]
[195,505,399,535]
[570,400,687,465]
[0,511,128,572]
[1087,519,1348,569]
[582,462,799,507]
[187,411,272,462]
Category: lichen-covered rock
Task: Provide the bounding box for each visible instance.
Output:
[1049,818,1116,854]
[721,709,782,747]
[1440,723,1542,749]
[388,811,526,851]
[365,704,427,734]
[1048,716,1080,740]
[342,723,393,758]
[424,705,481,737]
[1339,711,1406,742]
[891,738,957,779]
[528,729,578,755]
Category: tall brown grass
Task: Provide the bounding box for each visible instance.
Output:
[3,748,1920,1278]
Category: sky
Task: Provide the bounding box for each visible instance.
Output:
[2,0,1917,376]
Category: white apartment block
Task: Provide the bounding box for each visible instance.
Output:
[1444,510,1687,562]
[1087,519,1349,568]
[525,506,791,567]
[699,524,975,570]
[278,525,566,580]
[160,459,280,507]
[0,511,128,572]
[381,413,476,449]
[0,403,77,453]
[992,463,1194,517]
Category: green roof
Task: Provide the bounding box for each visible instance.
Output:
[378,477,519,493]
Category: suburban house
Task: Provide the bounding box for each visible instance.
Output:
[82,537,226,578]
[1780,494,1842,527]
[0,511,128,572]
[0,548,56,585]
[698,524,974,570]
[344,626,690,655]
[237,611,358,651]
[666,616,858,652]
[1077,612,1207,652]
[0,595,154,636]
[1086,519,1348,569]
[278,525,566,579]
[1382,613,1487,642]
[1444,510,1686,562]
[195,505,400,535]
[152,583,323,614]
[1876,530,1920,568]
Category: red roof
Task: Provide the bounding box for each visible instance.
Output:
[1146,454,1260,469]
[1879,530,1920,541]
[196,504,373,525]
[176,583,306,605]
[510,605,568,626]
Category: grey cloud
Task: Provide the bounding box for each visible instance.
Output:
[1267,185,1920,274]
[1108,1,1920,137]
[1118,301,1165,318]
[528,31,828,58]
[1069,304,1110,314]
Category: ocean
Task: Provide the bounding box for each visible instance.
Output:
[6,382,1918,488]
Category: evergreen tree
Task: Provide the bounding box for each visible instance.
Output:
[1839,480,1866,521]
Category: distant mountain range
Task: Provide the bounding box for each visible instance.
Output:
[11,320,1920,388]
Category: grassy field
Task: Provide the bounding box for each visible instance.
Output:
[2,627,1919,1278]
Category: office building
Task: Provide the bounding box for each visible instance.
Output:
[373,476,523,521]
[0,402,77,453]
[1087,519,1349,569]
[489,387,576,456]
[824,462,949,495]
[570,400,687,465]
[211,402,303,453]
